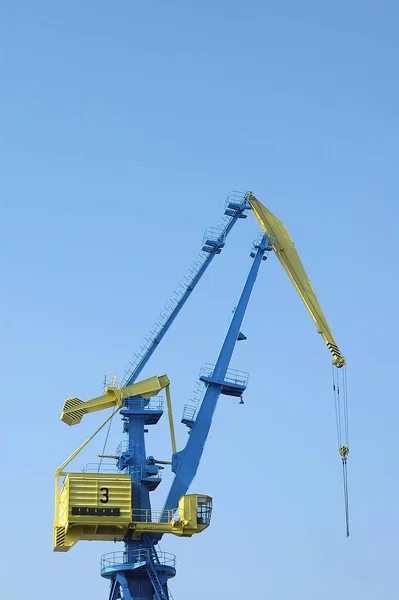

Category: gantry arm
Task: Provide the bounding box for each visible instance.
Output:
[162,235,271,513]
[60,374,170,425]
[248,193,345,367]
[122,195,250,387]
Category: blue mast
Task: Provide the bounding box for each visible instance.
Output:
[101,396,175,600]
[163,234,272,513]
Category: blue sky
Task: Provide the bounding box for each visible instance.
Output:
[2,1,399,598]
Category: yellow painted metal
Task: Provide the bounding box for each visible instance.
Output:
[165,384,177,455]
[176,494,211,533]
[54,372,211,552]
[61,374,170,425]
[130,494,212,539]
[56,408,119,476]
[248,193,346,368]
[54,407,121,550]
[339,445,349,457]
[55,482,211,549]
[54,473,132,551]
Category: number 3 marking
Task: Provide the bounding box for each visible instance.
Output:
[100,487,109,504]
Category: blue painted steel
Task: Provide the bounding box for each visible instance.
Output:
[163,234,271,513]
[101,397,175,600]
[109,578,120,600]
[117,574,133,600]
[142,537,170,600]
[123,198,250,387]
[97,214,273,599]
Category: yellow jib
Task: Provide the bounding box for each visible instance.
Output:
[248,193,345,367]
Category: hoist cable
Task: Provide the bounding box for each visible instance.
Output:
[342,459,350,537]
[332,366,342,449]
[332,364,350,537]
[343,366,349,446]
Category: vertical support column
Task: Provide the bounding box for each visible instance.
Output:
[121,397,151,517]
[121,397,153,600]
[102,396,174,600]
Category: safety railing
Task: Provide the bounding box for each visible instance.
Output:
[181,379,206,424]
[117,442,164,467]
[199,363,249,387]
[202,226,226,246]
[130,465,162,481]
[120,191,248,387]
[116,440,131,456]
[225,190,247,207]
[250,232,274,254]
[182,404,197,422]
[122,396,163,411]
[121,396,163,411]
[139,466,162,478]
[147,396,164,410]
[131,508,180,523]
[101,550,177,570]
[253,231,268,245]
[190,379,205,405]
[103,372,119,391]
[82,463,120,473]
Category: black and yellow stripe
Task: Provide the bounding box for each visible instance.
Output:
[61,397,86,426]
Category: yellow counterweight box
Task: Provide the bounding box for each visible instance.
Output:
[54,472,132,552]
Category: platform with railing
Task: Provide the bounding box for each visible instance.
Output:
[101,549,176,576]
[181,404,197,427]
[81,463,162,483]
[120,395,164,425]
[82,463,121,474]
[121,395,163,411]
[131,508,179,524]
[199,363,249,396]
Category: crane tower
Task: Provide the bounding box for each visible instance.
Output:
[54,192,348,599]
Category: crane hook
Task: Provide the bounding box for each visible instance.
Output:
[339,445,349,461]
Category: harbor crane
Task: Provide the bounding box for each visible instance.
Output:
[54,191,348,600]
